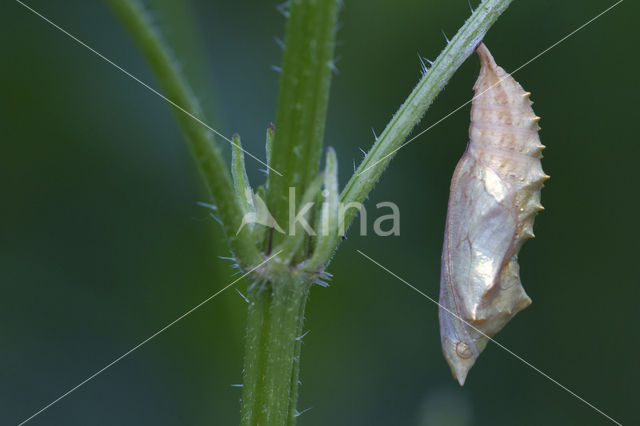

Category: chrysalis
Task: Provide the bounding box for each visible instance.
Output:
[438,43,548,385]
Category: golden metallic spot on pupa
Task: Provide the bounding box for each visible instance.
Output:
[456,342,473,359]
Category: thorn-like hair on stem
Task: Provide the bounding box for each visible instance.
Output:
[314,279,330,288]
[296,330,310,341]
[197,201,218,211]
[441,29,450,43]
[218,255,236,261]
[236,289,250,303]
[209,212,223,226]
[319,271,333,279]
[295,407,313,417]
[276,1,290,18]
[329,59,340,74]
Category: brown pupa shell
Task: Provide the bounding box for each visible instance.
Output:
[438,43,548,385]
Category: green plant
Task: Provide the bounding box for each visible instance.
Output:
[108,0,515,424]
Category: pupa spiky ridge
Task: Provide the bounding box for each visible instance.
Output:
[438,43,548,385]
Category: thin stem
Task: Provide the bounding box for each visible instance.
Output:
[339,0,515,230]
[240,284,270,425]
[240,2,340,423]
[286,289,310,425]
[241,280,310,426]
[108,0,261,265]
[266,0,340,249]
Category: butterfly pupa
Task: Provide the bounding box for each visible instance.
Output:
[438,43,548,385]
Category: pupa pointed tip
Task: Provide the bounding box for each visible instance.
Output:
[443,341,477,386]
[451,360,473,386]
[456,372,468,386]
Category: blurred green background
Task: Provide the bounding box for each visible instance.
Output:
[2,0,638,424]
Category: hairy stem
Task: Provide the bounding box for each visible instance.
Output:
[241,280,310,426]
[239,2,340,423]
[339,0,515,230]
[108,0,261,265]
[266,0,340,250]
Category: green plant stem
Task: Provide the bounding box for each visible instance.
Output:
[266,0,340,249]
[339,0,515,231]
[241,279,310,426]
[108,0,261,266]
[239,3,340,423]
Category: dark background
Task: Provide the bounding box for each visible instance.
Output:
[1,0,637,425]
